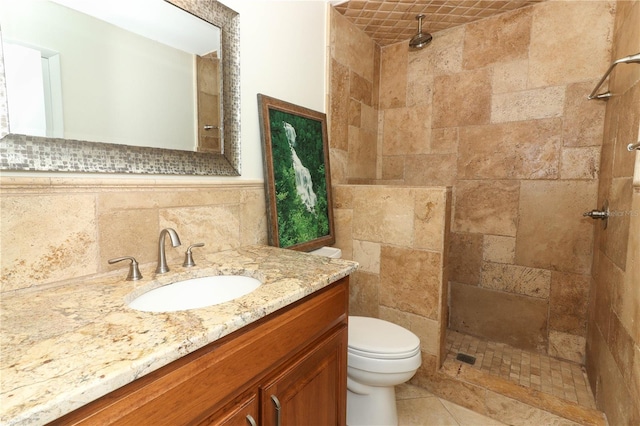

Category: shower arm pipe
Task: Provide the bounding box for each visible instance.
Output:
[588,52,640,100]
[628,141,640,152]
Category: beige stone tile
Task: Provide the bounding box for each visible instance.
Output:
[432,68,492,128]
[329,59,350,151]
[1,194,99,292]
[440,399,507,426]
[491,86,565,123]
[617,190,639,341]
[528,1,615,88]
[330,8,375,82]
[549,272,589,336]
[463,6,532,70]
[98,209,158,270]
[382,104,431,155]
[159,205,240,264]
[352,239,380,274]
[602,177,633,270]
[548,330,585,364]
[411,314,441,356]
[613,83,640,179]
[483,235,515,264]
[381,156,405,180]
[240,188,268,247]
[379,42,408,109]
[515,180,597,274]
[380,246,442,320]
[352,186,415,246]
[457,119,561,180]
[406,73,434,107]
[332,185,354,209]
[395,383,435,400]
[492,60,528,94]
[562,81,606,147]
[333,208,353,260]
[481,262,551,299]
[431,127,458,154]
[360,102,377,133]
[413,189,448,252]
[485,390,583,425]
[560,147,600,180]
[348,98,361,128]
[398,396,459,426]
[449,232,483,286]
[349,271,379,318]
[348,126,377,179]
[408,26,464,77]
[329,148,349,185]
[453,180,520,236]
[610,1,640,97]
[404,154,457,186]
[350,71,373,106]
[450,283,549,352]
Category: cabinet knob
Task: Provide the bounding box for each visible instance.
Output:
[270,395,281,426]
[246,414,257,426]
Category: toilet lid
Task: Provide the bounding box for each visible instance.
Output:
[348,316,421,360]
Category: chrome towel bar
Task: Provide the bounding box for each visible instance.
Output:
[588,52,640,100]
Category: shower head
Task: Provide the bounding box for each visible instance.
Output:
[409,14,432,50]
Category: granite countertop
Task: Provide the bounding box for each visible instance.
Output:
[0,245,358,425]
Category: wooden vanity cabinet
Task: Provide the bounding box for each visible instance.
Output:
[52,277,348,426]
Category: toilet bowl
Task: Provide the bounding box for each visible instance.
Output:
[308,247,422,425]
[347,316,421,426]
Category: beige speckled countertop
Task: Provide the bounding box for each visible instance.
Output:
[0,245,358,425]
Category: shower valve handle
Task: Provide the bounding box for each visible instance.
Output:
[583,209,608,219]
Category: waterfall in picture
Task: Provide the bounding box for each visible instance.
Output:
[283,122,317,214]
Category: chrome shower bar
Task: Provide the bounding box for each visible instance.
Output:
[588,52,640,100]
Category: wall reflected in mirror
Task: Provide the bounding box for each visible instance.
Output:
[0,0,222,153]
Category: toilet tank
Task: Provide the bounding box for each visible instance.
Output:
[309,246,342,258]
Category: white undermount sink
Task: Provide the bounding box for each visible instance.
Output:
[128,275,262,312]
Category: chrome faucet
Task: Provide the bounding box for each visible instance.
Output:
[156,228,181,274]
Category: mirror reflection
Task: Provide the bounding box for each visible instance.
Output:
[0,0,222,153]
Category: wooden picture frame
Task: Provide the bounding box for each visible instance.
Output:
[258,94,335,251]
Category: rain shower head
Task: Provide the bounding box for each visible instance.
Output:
[409,14,432,50]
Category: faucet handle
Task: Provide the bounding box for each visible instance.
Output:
[183,243,205,267]
[108,256,143,281]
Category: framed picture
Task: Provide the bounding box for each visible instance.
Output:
[258,94,335,251]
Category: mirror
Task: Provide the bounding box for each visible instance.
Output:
[0,0,241,176]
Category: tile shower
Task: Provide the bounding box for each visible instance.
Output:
[330,0,639,424]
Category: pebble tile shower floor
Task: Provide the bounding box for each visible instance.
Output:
[446,330,596,409]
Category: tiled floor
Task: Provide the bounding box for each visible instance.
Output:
[446,331,596,409]
[396,384,507,426]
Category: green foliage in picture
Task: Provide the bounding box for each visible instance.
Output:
[268,109,330,248]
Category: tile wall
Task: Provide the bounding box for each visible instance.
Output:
[332,184,452,370]
[586,1,640,424]
[330,1,617,363]
[0,178,267,293]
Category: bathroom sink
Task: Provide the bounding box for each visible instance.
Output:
[128,275,262,312]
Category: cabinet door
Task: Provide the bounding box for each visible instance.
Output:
[261,326,347,426]
[198,391,259,426]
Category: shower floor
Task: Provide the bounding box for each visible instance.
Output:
[445,330,597,410]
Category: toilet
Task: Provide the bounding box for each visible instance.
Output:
[309,247,422,426]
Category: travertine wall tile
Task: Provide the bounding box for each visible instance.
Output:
[550,272,589,336]
[560,147,600,179]
[458,119,561,180]
[1,194,98,291]
[453,180,520,236]
[528,0,615,88]
[408,26,464,78]
[353,239,380,274]
[491,86,565,123]
[483,235,516,264]
[492,60,528,94]
[449,232,483,285]
[382,104,431,155]
[98,208,158,270]
[516,180,597,274]
[563,81,607,147]
[450,283,549,352]
[404,154,457,186]
[349,271,379,317]
[549,331,585,364]
[379,42,408,109]
[413,189,448,252]
[350,71,373,106]
[432,69,492,128]
[330,8,375,82]
[481,262,551,299]
[430,127,458,154]
[380,245,442,319]
[352,186,415,245]
[463,7,532,70]
[381,156,404,180]
[348,127,377,179]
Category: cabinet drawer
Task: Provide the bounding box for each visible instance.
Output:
[52,277,348,425]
